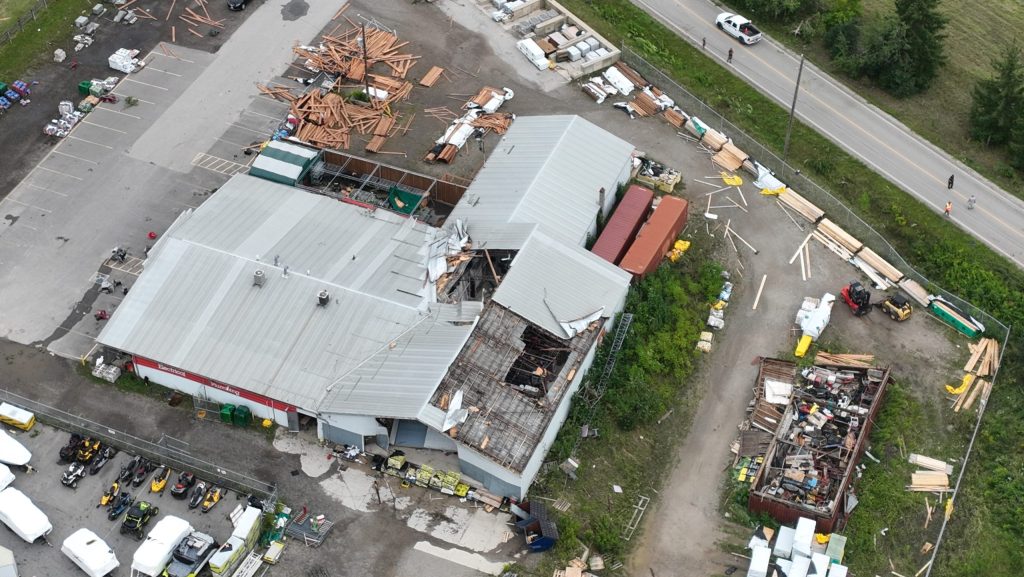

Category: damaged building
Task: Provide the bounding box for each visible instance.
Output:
[96,115,635,498]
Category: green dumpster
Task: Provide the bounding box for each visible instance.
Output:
[220,404,235,424]
[78,81,92,96]
[233,405,252,427]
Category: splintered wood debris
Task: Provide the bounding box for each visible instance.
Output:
[426,87,515,164]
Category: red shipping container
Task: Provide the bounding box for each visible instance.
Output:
[591,185,655,265]
[619,195,689,278]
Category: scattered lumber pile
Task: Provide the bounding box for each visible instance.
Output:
[944,337,999,412]
[295,25,419,80]
[426,87,515,164]
[257,83,299,103]
[470,113,514,135]
[964,337,1000,377]
[813,352,875,368]
[179,4,224,30]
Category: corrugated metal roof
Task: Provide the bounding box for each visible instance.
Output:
[447,115,634,249]
[98,175,476,416]
[251,155,303,181]
[492,230,631,338]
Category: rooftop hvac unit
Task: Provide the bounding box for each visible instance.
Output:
[317,290,330,307]
[253,270,265,287]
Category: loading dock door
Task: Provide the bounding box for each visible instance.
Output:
[394,420,428,447]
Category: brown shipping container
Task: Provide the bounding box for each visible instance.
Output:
[590,185,655,265]
[619,195,689,278]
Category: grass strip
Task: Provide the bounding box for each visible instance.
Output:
[0,0,93,81]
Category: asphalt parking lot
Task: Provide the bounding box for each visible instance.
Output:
[4,424,236,577]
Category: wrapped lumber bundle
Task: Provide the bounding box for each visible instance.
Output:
[702,128,728,151]
[898,278,931,307]
[857,246,904,283]
[817,218,862,254]
[778,188,824,223]
[713,141,748,172]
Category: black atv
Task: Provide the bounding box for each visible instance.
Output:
[58,433,84,464]
[121,500,159,540]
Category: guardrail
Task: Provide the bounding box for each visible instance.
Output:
[0,387,278,503]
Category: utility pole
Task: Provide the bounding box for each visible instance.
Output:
[783,54,805,165]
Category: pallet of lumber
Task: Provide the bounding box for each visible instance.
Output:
[814,352,875,368]
[908,454,953,474]
[910,471,949,488]
[613,61,648,88]
[701,128,728,152]
[713,142,748,172]
[419,66,444,87]
[898,278,931,307]
[630,91,659,117]
[850,255,891,290]
[663,108,686,128]
[817,219,863,254]
[857,245,904,283]
[778,188,824,223]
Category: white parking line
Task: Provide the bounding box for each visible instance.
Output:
[110,92,154,104]
[228,122,271,136]
[81,120,128,134]
[144,66,184,77]
[67,135,115,150]
[125,77,169,91]
[92,107,142,120]
[2,197,52,213]
[150,48,196,64]
[25,183,70,197]
[36,165,84,180]
[52,150,99,165]
[244,109,282,121]
[191,152,250,176]
[216,136,249,149]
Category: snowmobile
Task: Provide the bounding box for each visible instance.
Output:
[61,461,86,489]
[170,471,196,499]
[108,492,134,520]
[120,455,142,483]
[150,465,170,494]
[89,445,117,475]
[200,486,223,513]
[131,458,152,487]
[188,481,208,510]
[76,438,102,464]
[58,433,84,464]
[121,500,159,539]
[99,479,121,507]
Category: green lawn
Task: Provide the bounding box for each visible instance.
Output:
[0,0,40,22]
[0,0,92,81]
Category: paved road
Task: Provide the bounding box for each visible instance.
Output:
[633,0,1024,268]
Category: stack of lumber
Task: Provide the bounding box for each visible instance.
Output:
[909,453,953,474]
[907,470,950,492]
[898,278,931,307]
[951,374,990,412]
[419,66,444,87]
[702,128,728,151]
[470,113,514,134]
[814,352,875,368]
[778,188,824,222]
[964,337,1000,377]
[816,219,863,254]
[811,229,853,260]
[857,245,904,284]
[713,141,749,172]
[663,108,686,127]
[630,91,659,117]
[612,61,648,88]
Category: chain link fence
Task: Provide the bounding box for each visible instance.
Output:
[0,387,278,502]
[0,0,49,47]
[620,47,1009,342]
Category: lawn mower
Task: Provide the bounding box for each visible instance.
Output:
[840,281,872,317]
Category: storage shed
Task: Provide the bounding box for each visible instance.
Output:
[590,184,654,264]
[248,140,320,186]
[619,196,689,278]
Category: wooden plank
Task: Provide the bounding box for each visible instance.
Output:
[908,454,952,474]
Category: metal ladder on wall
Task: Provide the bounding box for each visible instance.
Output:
[231,551,263,577]
[579,313,634,408]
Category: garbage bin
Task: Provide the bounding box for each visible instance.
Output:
[78,81,92,96]
[219,404,235,424]
[233,405,252,427]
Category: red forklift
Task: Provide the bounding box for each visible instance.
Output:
[840,281,872,316]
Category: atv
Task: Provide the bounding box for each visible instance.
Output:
[170,471,196,499]
[76,438,102,464]
[201,486,223,513]
[108,492,134,520]
[61,461,86,489]
[58,433,84,464]
[121,500,159,539]
[131,458,152,488]
[189,481,208,510]
[99,479,121,507]
[89,446,117,476]
[150,465,170,494]
[120,455,142,483]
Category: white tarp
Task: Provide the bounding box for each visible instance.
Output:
[799,293,835,341]
[753,161,786,191]
[764,379,794,405]
[0,430,31,466]
[0,488,51,543]
[131,516,193,576]
[62,528,119,577]
[0,465,13,492]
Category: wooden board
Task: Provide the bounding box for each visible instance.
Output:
[418,66,444,87]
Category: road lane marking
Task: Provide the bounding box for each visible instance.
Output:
[92,106,142,120]
[52,150,99,165]
[81,120,128,134]
[2,197,52,213]
[216,136,249,149]
[67,135,114,150]
[36,165,84,180]
[125,77,168,91]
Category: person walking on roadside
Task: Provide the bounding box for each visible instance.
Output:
[968,194,977,210]
[948,174,955,189]
[944,201,953,217]
[727,48,734,64]
[702,37,707,50]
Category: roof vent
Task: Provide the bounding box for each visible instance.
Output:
[317,289,330,307]
[253,269,266,287]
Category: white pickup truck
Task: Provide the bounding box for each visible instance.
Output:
[716,12,763,45]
